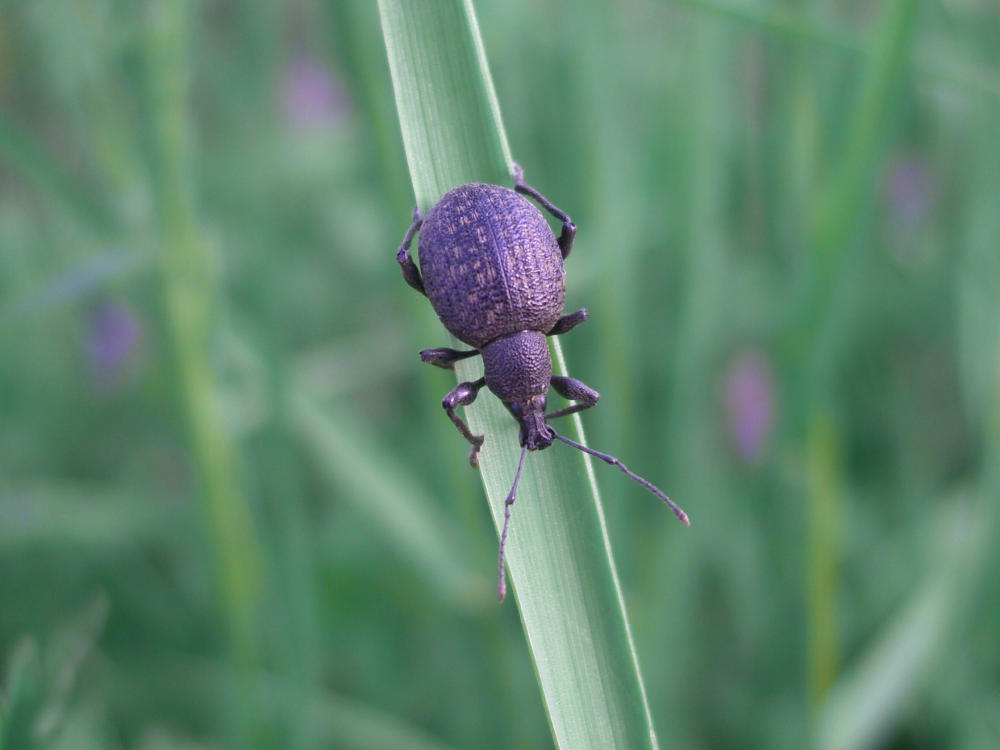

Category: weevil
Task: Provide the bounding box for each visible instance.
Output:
[397,164,689,600]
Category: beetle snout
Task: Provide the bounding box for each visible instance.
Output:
[524,426,555,451]
[518,406,555,451]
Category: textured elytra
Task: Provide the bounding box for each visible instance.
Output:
[418,183,565,349]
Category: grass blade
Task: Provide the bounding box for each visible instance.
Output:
[292,390,488,612]
[0,110,119,237]
[663,0,1000,100]
[142,0,261,665]
[817,497,991,750]
[0,249,149,329]
[379,2,662,747]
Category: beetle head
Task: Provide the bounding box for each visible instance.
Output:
[508,395,555,450]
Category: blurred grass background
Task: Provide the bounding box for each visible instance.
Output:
[0,0,998,748]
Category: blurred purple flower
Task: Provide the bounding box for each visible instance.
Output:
[86,300,140,393]
[885,154,938,260]
[724,349,776,464]
[887,156,936,223]
[281,55,349,129]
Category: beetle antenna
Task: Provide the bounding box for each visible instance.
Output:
[551,430,690,525]
[498,444,529,602]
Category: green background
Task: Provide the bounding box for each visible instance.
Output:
[1,1,998,748]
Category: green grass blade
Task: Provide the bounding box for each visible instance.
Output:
[0,110,119,237]
[379,2,662,747]
[0,483,188,548]
[817,497,991,750]
[663,0,1000,100]
[291,390,488,612]
[135,658,464,750]
[0,249,149,330]
[805,411,843,707]
[810,0,919,266]
[142,0,261,664]
[666,0,859,52]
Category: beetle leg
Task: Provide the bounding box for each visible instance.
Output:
[397,206,425,295]
[547,308,588,336]
[512,163,576,259]
[546,375,599,420]
[420,347,481,370]
[443,377,487,467]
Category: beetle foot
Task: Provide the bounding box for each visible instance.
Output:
[421,347,480,370]
[548,308,588,336]
[468,436,485,468]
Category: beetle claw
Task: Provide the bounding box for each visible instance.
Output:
[469,437,485,468]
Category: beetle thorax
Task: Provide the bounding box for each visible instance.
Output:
[482,330,552,404]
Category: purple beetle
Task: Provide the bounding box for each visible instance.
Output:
[397,164,688,600]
